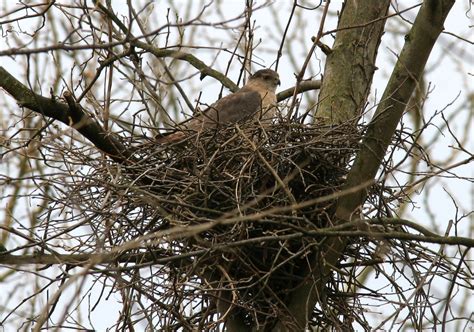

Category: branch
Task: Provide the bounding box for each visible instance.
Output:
[2,221,472,266]
[0,248,173,267]
[276,80,321,102]
[0,67,133,163]
[136,42,240,91]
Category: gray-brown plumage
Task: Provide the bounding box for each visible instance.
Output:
[157,69,280,143]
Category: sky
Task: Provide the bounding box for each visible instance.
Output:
[0,1,472,330]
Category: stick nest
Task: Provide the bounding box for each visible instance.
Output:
[138,121,359,213]
[113,121,361,325]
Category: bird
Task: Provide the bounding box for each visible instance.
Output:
[157,69,280,143]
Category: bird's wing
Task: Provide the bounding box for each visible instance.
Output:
[157,90,261,143]
[186,90,261,131]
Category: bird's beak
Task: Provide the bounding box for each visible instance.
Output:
[277,79,281,86]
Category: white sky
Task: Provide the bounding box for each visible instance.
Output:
[0,1,472,330]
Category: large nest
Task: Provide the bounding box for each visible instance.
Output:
[136,121,358,221]
[107,120,361,325]
[48,118,365,327]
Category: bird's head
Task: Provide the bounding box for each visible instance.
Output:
[248,69,281,91]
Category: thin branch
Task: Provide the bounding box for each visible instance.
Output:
[1,221,472,266]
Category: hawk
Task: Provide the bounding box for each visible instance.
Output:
[157,69,280,143]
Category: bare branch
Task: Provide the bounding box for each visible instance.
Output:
[276,80,321,102]
[0,66,133,163]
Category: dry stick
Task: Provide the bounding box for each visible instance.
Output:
[279,1,456,330]
[274,0,299,72]
[236,126,297,208]
[373,221,454,330]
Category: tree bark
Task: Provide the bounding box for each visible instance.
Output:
[315,1,390,125]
